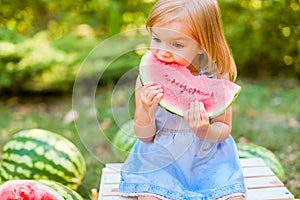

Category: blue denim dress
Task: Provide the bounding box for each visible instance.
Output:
[119,106,246,200]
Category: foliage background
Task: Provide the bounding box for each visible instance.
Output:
[0,0,299,94]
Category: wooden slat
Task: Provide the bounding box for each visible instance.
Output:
[239,157,267,167]
[102,167,121,174]
[100,184,120,196]
[101,172,121,184]
[244,176,284,189]
[242,166,274,177]
[106,163,123,170]
[246,187,294,200]
[101,197,136,200]
[98,158,295,200]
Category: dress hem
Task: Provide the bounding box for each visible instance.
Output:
[119,182,246,200]
[120,192,170,200]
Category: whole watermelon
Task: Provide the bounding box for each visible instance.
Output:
[0,129,86,190]
[237,143,285,180]
[112,120,137,161]
[0,179,84,200]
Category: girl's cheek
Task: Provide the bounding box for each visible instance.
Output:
[149,42,159,52]
[150,49,158,57]
[175,56,190,66]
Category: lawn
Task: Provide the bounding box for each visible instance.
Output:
[0,77,299,199]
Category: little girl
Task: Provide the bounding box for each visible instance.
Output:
[119,0,246,199]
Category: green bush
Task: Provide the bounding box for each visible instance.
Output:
[220,0,300,78]
[0,31,87,93]
[0,0,299,94]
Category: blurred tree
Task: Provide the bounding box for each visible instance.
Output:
[0,0,155,94]
[220,0,300,78]
[0,0,299,94]
[0,0,155,38]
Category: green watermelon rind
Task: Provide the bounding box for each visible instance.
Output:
[237,143,285,180]
[39,179,84,200]
[112,120,137,161]
[113,120,136,151]
[139,51,242,118]
[0,129,86,190]
[0,163,2,183]
[156,84,242,118]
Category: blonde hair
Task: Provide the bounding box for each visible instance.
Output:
[146,0,237,81]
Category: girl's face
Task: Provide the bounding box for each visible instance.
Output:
[150,20,202,72]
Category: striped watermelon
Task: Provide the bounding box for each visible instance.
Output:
[237,143,285,180]
[112,120,136,161]
[0,179,84,200]
[39,180,84,199]
[0,129,86,190]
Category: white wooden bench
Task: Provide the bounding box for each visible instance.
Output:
[98,158,295,200]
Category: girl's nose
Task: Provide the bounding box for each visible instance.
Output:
[157,49,172,61]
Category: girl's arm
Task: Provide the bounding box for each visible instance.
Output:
[207,106,232,142]
[134,76,163,142]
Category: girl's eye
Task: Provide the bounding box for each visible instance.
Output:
[173,42,184,49]
[152,37,161,43]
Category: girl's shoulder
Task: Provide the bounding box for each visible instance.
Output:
[199,67,230,80]
[198,53,233,81]
[220,72,230,80]
[198,62,218,79]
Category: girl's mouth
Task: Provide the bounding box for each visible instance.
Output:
[153,55,198,75]
[154,55,182,67]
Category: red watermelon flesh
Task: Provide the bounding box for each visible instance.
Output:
[0,180,62,200]
[139,51,242,118]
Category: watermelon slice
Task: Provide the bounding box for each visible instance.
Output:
[0,180,62,200]
[0,179,84,200]
[139,51,241,118]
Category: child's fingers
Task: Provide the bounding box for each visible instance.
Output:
[186,102,199,124]
[147,88,163,99]
[142,91,160,105]
[140,83,163,106]
[151,92,163,104]
[183,108,190,123]
[142,82,160,93]
[143,83,162,97]
[199,102,208,120]
[144,82,162,90]
[184,101,210,138]
[183,103,192,123]
[193,101,201,121]
[185,101,208,125]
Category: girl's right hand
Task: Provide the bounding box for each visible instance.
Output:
[139,83,163,115]
[134,81,163,142]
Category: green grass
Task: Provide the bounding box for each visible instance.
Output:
[0,77,299,198]
[233,78,300,197]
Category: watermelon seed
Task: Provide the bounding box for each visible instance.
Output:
[163,74,210,96]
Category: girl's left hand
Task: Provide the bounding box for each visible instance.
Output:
[184,101,210,139]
